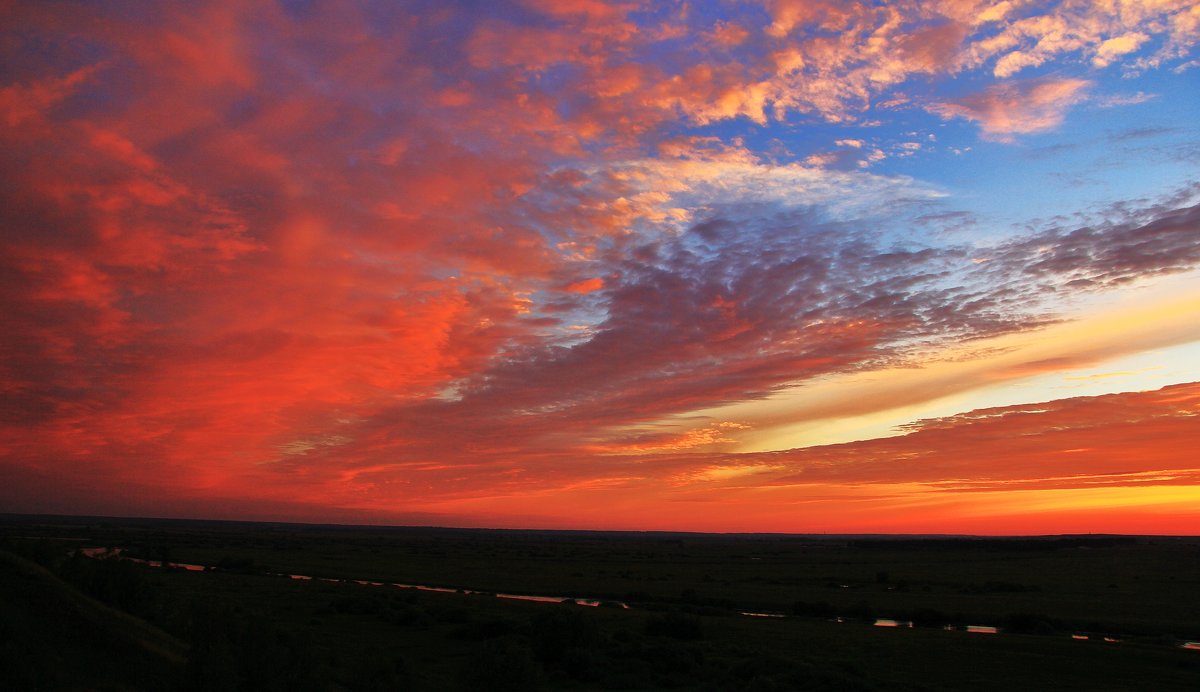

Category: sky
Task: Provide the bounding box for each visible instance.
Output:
[2,0,1199,534]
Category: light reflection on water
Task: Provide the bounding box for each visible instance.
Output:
[371,581,631,608]
[390,583,467,594]
[1183,642,1200,651]
[498,594,569,604]
[942,624,997,633]
[79,547,204,571]
[491,592,627,609]
[873,619,913,628]
[80,547,121,558]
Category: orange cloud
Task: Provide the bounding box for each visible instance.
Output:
[564,277,605,294]
[371,384,1200,533]
[961,1,1200,76]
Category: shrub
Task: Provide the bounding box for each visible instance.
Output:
[645,611,703,641]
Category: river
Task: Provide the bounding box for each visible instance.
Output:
[76,547,1197,651]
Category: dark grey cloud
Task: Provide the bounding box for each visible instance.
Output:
[981,202,1200,291]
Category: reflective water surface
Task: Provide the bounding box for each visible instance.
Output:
[80,547,205,571]
[76,547,1199,648]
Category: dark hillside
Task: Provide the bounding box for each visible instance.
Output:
[0,549,187,690]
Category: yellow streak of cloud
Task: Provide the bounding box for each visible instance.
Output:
[702,271,1200,452]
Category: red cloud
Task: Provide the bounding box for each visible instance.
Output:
[2,1,1197,534]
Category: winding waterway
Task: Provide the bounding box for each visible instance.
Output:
[77,547,1197,651]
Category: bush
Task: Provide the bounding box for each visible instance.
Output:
[1000,612,1060,635]
[453,616,517,641]
[645,611,703,641]
[527,608,599,663]
[459,638,543,691]
[791,600,836,618]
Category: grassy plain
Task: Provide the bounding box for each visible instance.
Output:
[3,515,1198,690]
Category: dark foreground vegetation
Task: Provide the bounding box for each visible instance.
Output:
[2,515,1198,690]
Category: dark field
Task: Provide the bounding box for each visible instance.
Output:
[3,515,1198,690]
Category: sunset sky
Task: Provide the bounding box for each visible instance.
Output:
[3,0,1199,534]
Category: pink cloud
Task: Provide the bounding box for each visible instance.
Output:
[0,64,104,127]
[928,77,1091,140]
[763,0,857,37]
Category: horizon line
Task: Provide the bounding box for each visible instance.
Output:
[4,512,1197,540]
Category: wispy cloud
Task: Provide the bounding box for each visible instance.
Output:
[1,0,1197,531]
